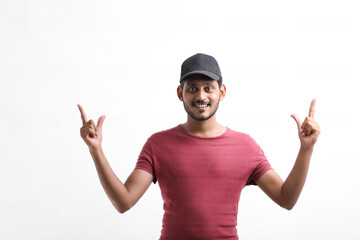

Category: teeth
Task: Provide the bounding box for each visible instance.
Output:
[196,104,208,108]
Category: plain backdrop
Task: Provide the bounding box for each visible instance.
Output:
[1,0,359,239]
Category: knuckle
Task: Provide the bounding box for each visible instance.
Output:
[85,120,94,126]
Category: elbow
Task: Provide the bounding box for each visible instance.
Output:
[118,203,133,214]
[283,205,294,211]
[117,204,131,214]
[281,201,296,211]
[110,190,137,214]
[118,207,129,214]
[113,201,133,214]
[278,197,295,210]
[278,193,297,210]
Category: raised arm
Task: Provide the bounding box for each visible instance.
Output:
[77,104,153,213]
[256,99,320,210]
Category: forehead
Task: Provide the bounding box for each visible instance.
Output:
[183,75,217,87]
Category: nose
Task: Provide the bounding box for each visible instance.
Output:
[195,88,207,101]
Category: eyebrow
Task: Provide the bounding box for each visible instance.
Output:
[187,82,214,86]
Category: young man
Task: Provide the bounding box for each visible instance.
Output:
[78,53,320,239]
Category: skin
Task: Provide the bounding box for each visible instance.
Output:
[177,75,227,137]
[78,75,320,213]
[78,105,152,213]
[257,99,320,209]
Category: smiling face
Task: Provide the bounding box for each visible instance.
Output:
[177,75,226,122]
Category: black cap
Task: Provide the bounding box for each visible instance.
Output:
[180,53,222,83]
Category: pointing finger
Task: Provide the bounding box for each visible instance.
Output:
[308,99,316,119]
[77,104,88,125]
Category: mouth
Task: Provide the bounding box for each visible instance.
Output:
[193,103,210,109]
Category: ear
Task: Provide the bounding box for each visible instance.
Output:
[177,85,184,101]
[219,83,226,101]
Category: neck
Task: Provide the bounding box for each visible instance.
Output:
[181,114,226,137]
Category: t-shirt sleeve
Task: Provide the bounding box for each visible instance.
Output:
[135,138,157,184]
[246,146,272,186]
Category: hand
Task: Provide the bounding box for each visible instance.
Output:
[291,99,321,148]
[78,104,106,151]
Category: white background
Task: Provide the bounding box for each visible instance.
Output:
[1,0,359,239]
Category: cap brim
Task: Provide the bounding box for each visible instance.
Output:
[180,70,220,83]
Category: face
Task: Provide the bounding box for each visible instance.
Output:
[177,75,226,121]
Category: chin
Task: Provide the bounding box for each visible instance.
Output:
[183,102,219,122]
[193,116,209,121]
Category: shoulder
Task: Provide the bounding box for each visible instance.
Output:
[146,125,181,143]
[227,128,258,143]
[226,128,261,152]
[141,125,182,153]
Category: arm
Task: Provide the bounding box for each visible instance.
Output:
[78,104,153,214]
[89,147,153,213]
[257,99,320,210]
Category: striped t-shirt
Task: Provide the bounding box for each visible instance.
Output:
[135,124,272,240]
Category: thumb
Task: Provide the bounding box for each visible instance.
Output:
[290,114,301,130]
[96,115,106,133]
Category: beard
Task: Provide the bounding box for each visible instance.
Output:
[183,99,220,121]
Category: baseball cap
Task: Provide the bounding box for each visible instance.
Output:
[180,53,222,83]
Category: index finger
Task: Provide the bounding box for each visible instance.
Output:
[77,104,88,125]
[308,98,316,118]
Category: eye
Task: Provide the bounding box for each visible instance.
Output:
[205,87,214,92]
[188,87,197,93]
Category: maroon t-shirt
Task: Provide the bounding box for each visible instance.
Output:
[135,125,272,240]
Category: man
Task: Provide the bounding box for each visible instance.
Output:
[78,53,320,239]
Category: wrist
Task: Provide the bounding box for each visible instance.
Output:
[89,145,103,157]
[300,144,314,153]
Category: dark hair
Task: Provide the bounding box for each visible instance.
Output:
[180,78,223,89]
